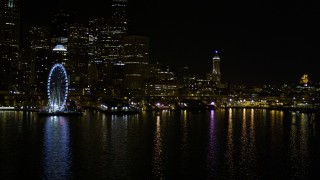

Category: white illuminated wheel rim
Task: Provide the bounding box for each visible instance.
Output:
[47,63,68,112]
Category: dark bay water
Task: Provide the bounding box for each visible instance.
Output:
[1,108,320,179]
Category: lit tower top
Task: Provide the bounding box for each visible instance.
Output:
[0,0,20,44]
[212,50,221,75]
[112,0,128,23]
[111,0,128,34]
[8,0,14,8]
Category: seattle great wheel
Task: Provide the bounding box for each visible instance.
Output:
[47,63,68,112]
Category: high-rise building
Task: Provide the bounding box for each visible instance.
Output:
[88,18,113,62]
[0,0,20,91]
[122,35,149,91]
[50,10,75,48]
[26,26,51,94]
[211,50,221,84]
[88,0,128,91]
[88,18,113,88]
[123,35,149,64]
[111,0,128,33]
[68,24,89,93]
[109,0,128,62]
[145,64,178,97]
[88,0,128,64]
[112,61,125,92]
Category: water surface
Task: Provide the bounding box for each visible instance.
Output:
[0,109,320,179]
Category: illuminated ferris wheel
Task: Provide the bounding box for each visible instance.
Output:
[47,63,68,112]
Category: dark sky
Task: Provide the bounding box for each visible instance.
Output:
[22,1,320,85]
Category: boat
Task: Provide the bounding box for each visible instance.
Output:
[176,99,216,111]
[99,98,141,115]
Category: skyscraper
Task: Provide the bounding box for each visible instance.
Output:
[50,10,75,48]
[109,0,128,62]
[111,0,128,33]
[86,0,128,92]
[211,50,221,85]
[88,17,113,87]
[0,0,20,91]
[68,24,89,94]
[27,26,51,94]
[122,35,149,91]
[123,35,149,64]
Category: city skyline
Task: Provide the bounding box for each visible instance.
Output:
[22,1,320,85]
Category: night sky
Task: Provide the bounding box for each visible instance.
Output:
[22,1,320,85]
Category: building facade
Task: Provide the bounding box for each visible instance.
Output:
[27,26,51,94]
[0,0,20,91]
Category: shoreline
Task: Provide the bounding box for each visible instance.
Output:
[1,106,319,114]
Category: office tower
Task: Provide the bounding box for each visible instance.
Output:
[122,34,149,83]
[109,0,128,62]
[0,0,20,91]
[88,18,113,88]
[122,35,149,91]
[111,0,128,34]
[26,26,51,93]
[85,1,128,92]
[112,61,125,91]
[88,18,113,62]
[50,10,75,48]
[176,66,192,92]
[144,64,178,96]
[123,35,149,64]
[211,50,221,85]
[68,24,89,93]
[88,0,128,63]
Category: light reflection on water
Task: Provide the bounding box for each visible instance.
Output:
[180,110,188,177]
[152,114,163,179]
[109,114,129,178]
[206,110,216,178]
[225,108,235,178]
[0,109,320,179]
[43,116,72,180]
[289,112,311,178]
